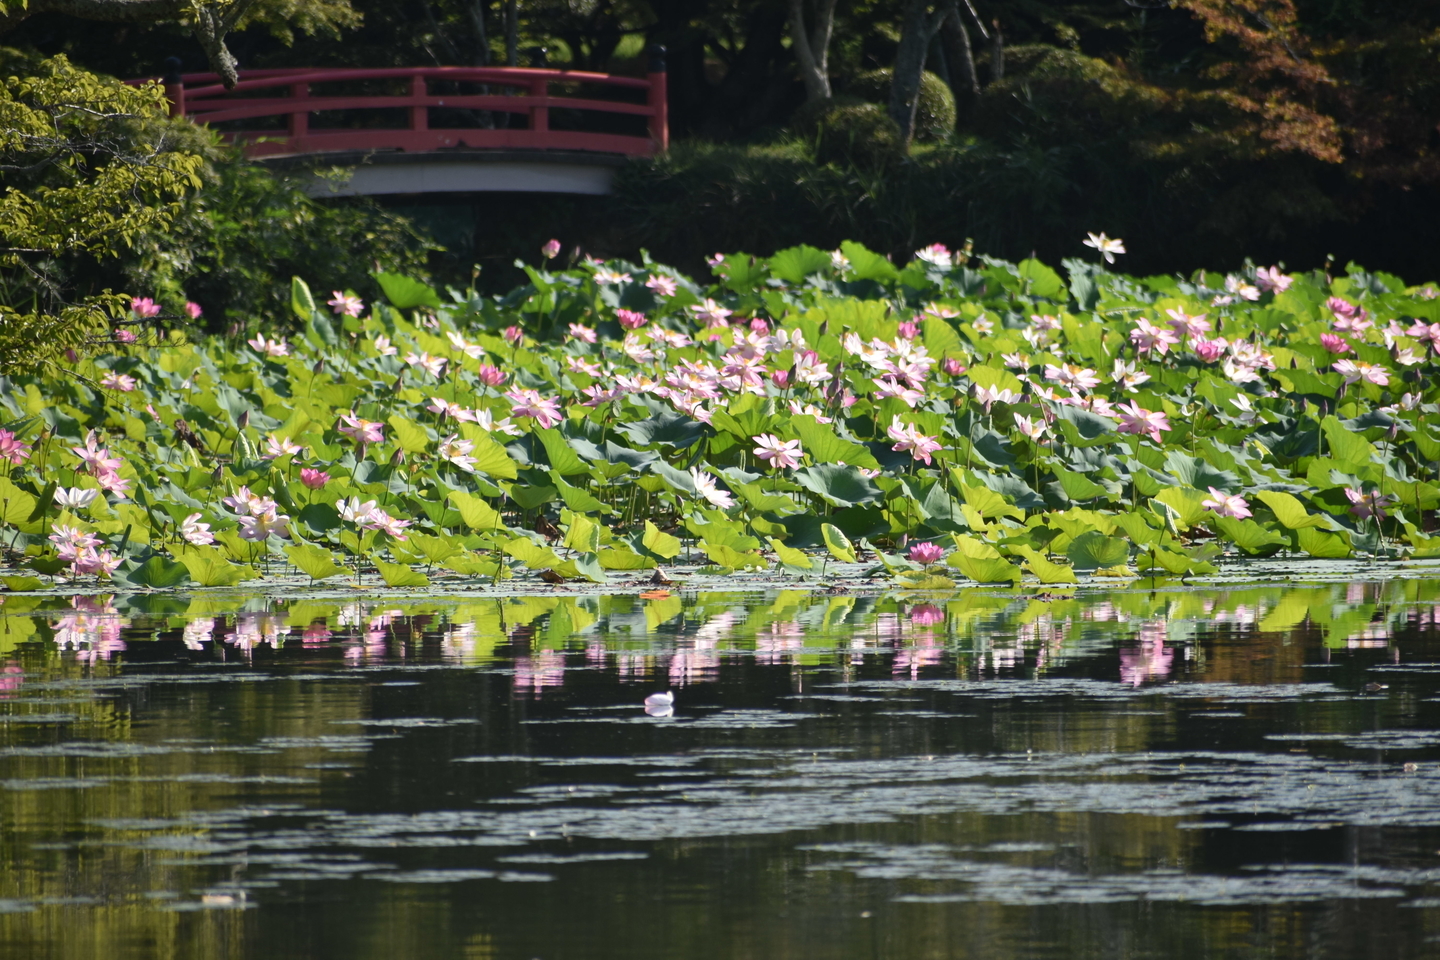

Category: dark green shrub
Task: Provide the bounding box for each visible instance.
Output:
[844,69,956,141]
[789,95,868,139]
[815,103,905,170]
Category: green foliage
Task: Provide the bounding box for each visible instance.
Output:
[0,50,203,373]
[844,70,956,141]
[814,103,905,171]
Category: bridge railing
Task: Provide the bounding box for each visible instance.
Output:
[147,62,667,159]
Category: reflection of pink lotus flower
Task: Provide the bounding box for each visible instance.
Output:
[909,542,946,565]
[514,651,566,693]
[910,603,945,626]
[1120,627,1174,687]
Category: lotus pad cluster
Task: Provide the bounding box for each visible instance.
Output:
[1,240,1438,590]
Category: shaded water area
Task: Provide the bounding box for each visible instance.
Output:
[2,581,1440,958]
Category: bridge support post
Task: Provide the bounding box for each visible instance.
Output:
[288,82,309,145]
[410,74,428,132]
[162,56,185,118]
[647,45,668,153]
[529,79,549,142]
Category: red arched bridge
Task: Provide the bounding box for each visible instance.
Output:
[142,63,668,196]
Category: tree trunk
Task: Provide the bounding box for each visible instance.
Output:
[888,0,956,146]
[505,0,518,67]
[940,9,978,104]
[468,0,489,66]
[990,18,1004,82]
[789,0,838,102]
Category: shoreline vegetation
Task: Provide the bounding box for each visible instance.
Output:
[1,240,1439,595]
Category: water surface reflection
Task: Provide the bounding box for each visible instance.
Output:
[0,581,1438,958]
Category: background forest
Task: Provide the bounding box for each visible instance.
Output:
[4,0,1440,333]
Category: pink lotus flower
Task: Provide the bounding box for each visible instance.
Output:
[1013,413,1047,441]
[872,377,925,407]
[690,467,736,509]
[238,508,291,541]
[447,332,485,359]
[404,351,447,378]
[1346,487,1397,521]
[373,334,398,356]
[95,470,131,498]
[71,546,122,577]
[130,297,161,318]
[1202,487,1251,519]
[616,309,648,330]
[49,524,103,560]
[690,299,732,327]
[753,434,803,469]
[0,429,31,465]
[887,416,942,465]
[908,542,946,565]
[1115,401,1171,444]
[114,329,138,344]
[645,274,678,297]
[185,301,203,319]
[262,435,302,460]
[897,321,920,339]
[1319,333,1351,354]
[505,388,563,429]
[99,373,136,392]
[1044,363,1101,391]
[180,513,214,545]
[502,326,524,345]
[541,238,562,259]
[247,334,289,357]
[1255,266,1292,293]
[71,432,122,474]
[1129,318,1181,356]
[300,468,330,489]
[338,413,386,444]
[476,364,507,386]
[328,292,364,317]
[593,267,632,286]
[770,369,790,388]
[941,357,966,376]
[1191,337,1229,363]
[1164,308,1210,340]
[915,244,952,267]
[567,323,597,344]
[1333,359,1390,386]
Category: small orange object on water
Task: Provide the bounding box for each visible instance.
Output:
[639,589,671,600]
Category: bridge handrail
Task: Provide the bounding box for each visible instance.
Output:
[136,60,668,158]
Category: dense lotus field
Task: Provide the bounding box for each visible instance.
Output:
[2,238,1439,591]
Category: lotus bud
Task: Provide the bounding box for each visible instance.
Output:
[749,318,769,334]
[897,321,919,339]
[942,357,965,376]
[542,239,562,259]
[237,410,250,431]
[771,369,790,388]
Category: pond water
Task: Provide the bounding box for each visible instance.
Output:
[2,581,1440,959]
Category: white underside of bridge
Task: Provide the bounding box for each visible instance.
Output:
[277,151,625,197]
